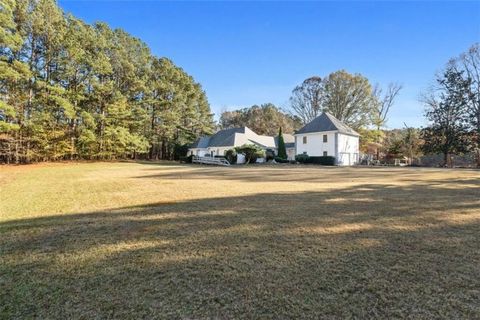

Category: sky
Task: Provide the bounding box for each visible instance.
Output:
[58,0,480,129]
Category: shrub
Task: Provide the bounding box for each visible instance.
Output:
[179,154,193,163]
[265,149,275,162]
[225,149,237,164]
[274,156,289,163]
[295,154,310,163]
[235,144,265,164]
[310,156,336,166]
[173,143,190,160]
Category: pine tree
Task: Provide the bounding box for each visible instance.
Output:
[0,0,214,163]
[277,127,287,159]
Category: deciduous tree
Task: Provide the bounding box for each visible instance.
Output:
[421,66,472,167]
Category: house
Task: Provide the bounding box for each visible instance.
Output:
[294,112,360,166]
[189,127,295,159]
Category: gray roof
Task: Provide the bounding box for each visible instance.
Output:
[191,127,246,148]
[295,112,359,136]
[208,127,245,147]
[190,136,210,148]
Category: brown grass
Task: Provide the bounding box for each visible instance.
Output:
[1,162,479,319]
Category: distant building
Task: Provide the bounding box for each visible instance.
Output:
[189,113,359,165]
[295,112,360,166]
[189,127,295,160]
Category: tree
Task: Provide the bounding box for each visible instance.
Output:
[234,144,265,164]
[219,103,301,135]
[401,124,422,164]
[277,127,287,159]
[0,0,213,163]
[288,71,379,130]
[323,70,376,129]
[457,43,480,166]
[382,127,422,164]
[371,82,403,158]
[289,76,325,124]
[421,66,472,167]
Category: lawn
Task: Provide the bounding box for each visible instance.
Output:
[1,162,479,319]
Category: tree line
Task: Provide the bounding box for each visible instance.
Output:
[0,0,214,163]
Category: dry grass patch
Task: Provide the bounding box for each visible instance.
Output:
[1,162,479,319]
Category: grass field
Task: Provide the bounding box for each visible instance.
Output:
[1,162,479,319]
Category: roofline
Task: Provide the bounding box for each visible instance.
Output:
[294,130,339,136]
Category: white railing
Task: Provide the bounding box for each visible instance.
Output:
[192,156,230,166]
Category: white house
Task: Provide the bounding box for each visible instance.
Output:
[294,112,360,166]
[189,127,295,160]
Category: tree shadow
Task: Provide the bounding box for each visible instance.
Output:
[1,180,479,318]
[133,164,480,185]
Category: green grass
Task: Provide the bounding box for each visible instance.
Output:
[1,162,479,319]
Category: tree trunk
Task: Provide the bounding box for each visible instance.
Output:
[443,152,449,167]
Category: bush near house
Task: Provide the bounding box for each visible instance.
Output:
[235,144,265,164]
[310,156,336,166]
[225,149,238,164]
[265,149,275,161]
[295,154,310,163]
[295,154,336,165]
[179,155,194,163]
[274,156,289,163]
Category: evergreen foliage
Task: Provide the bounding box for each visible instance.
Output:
[0,0,214,163]
[276,127,287,159]
[421,66,472,166]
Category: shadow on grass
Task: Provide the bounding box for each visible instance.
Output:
[134,164,480,185]
[1,179,479,319]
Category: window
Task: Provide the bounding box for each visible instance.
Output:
[323,151,328,157]
[303,136,307,144]
[323,134,328,143]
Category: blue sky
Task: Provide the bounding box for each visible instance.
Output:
[58,1,479,128]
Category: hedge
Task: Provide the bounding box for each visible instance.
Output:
[274,156,289,163]
[295,154,336,165]
[310,156,336,165]
[295,154,310,163]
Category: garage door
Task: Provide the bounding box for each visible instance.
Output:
[338,152,351,166]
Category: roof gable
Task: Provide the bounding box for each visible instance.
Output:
[295,112,359,136]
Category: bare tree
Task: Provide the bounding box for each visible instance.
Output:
[289,76,325,124]
[372,83,403,130]
[458,43,480,166]
[371,83,402,159]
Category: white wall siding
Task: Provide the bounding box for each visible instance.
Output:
[295,131,336,157]
[337,133,359,166]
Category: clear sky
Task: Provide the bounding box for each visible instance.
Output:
[58,0,480,128]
